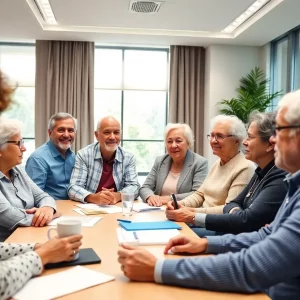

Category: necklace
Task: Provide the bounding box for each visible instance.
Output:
[246,165,275,198]
[170,171,181,179]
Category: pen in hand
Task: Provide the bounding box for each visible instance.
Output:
[171,194,179,209]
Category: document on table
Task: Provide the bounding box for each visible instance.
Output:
[47,216,102,227]
[75,203,122,214]
[14,266,115,300]
[117,228,180,245]
[132,203,162,212]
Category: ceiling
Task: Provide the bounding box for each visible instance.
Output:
[0,0,299,47]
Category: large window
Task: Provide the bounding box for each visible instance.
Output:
[270,25,300,108]
[0,44,35,162]
[94,47,169,177]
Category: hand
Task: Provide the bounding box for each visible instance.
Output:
[146,195,163,207]
[117,244,157,281]
[35,235,83,265]
[165,206,194,223]
[166,200,184,210]
[164,235,208,254]
[27,206,54,227]
[101,188,121,204]
[86,191,115,205]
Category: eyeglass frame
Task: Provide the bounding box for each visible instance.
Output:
[207,134,235,141]
[5,139,25,149]
[271,124,300,136]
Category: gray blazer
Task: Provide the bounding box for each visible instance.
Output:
[139,149,208,201]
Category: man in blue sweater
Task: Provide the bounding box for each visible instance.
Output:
[118,90,300,300]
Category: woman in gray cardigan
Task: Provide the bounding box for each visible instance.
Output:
[140,123,208,206]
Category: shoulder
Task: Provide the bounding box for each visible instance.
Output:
[188,151,207,165]
[77,142,98,155]
[230,152,255,170]
[28,142,49,159]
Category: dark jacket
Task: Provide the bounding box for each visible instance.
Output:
[205,160,288,234]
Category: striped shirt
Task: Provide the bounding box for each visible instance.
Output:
[68,143,140,202]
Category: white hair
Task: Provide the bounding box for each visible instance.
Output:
[96,115,121,132]
[164,123,194,149]
[210,115,246,146]
[48,112,77,132]
[0,118,22,150]
[278,90,300,135]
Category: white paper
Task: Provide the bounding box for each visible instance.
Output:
[14,266,115,300]
[75,203,122,214]
[73,208,86,215]
[117,228,180,245]
[47,216,102,227]
[132,203,162,213]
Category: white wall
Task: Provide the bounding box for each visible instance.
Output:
[203,45,263,166]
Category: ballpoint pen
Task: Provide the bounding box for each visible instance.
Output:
[117,219,132,223]
[171,193,179,209]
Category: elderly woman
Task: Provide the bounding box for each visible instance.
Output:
[166,115,254,222]
[181,112,288,237]
[0,119,57,241]
[0,71,82,300]
[140,123,208,206]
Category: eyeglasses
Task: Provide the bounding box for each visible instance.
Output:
[207,134,234,141]
[271,125,300,136]
[6,139,25,149]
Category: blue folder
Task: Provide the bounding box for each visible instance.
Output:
[119,220,182,231]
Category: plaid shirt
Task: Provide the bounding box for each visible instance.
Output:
[68,143,140,202]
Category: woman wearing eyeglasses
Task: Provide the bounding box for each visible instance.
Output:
[166,115,254,222]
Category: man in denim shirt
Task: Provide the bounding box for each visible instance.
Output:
[26,113,76,200]
[118,90,300,300]
[68,116,139,204]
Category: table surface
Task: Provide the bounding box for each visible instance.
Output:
[6,201,270,300]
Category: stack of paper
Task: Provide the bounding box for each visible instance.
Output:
[132,203,162,212]
[14,266,115,300]
[117,228,180,245]
[75,203,122,215]
[48,216,102,227]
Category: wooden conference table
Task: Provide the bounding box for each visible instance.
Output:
[6,201,270,300]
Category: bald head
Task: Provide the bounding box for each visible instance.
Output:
[96,116,120,132]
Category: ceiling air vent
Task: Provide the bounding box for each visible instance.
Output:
[129,1,163,14]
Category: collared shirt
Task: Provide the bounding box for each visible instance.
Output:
[0,166,56,241]
[68,143,140,202]
[25,140,75,200]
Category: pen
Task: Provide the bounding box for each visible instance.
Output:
[133,231,138,240]
[171,193,179,209]
[117,219,132,223]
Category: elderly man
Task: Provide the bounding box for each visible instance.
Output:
[118,90,300,299]
[68,116,140,204]
[26,113,76,200]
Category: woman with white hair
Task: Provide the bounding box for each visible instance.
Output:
[166,115,255,222]
[0,119,57,241]
[140,123,208,206]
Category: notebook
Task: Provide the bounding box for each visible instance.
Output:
[45,248,101,269]
[117,228,180,245]
[119,220,182,231]
[132,203,162,213]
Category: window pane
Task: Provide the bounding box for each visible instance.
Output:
[124,50,168,90]
[94,49,123,89]
[2,87,35,138]
[122,141,165,173]
[0,45,35,86]
[94,90,122,127]
[123,91,167,140]
[275,39,288,94]
[22,139,35,165]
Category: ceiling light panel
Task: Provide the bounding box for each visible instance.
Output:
[35,0,57,24]
[222,0,270,33]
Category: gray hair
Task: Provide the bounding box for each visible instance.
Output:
[278,90,300,135]
[248,111,276,142]
[96,116,121,132]
[0,118,22,149]
[48,112,77,132]
[211,115,246,146]
[164,123,194,149]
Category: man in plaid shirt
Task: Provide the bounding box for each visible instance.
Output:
[68,116,140,204]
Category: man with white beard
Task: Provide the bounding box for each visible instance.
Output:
[26,112,76,200]
[68,116,139,205]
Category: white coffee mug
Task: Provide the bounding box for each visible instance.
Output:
[47,220,82,260]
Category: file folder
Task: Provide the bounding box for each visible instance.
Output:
[118,220,182,231]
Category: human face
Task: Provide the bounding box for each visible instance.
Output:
[243,122,273,166]
[95,118,121,155]
[209,121,239,163]
[0,133,26,168]
[48,118,75,153]
[166,128,189,162]
[272,108,300,173]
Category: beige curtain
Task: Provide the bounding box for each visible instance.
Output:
[169,45,205,155]
[35,40,94,152]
